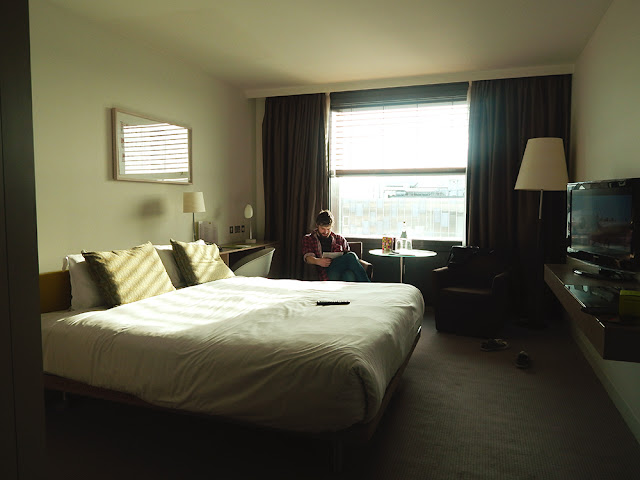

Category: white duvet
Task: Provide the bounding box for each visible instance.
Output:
[41,277,424,432]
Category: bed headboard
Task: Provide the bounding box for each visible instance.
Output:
[39,271,71,313]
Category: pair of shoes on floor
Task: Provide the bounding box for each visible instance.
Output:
[480,338,509,352]
[515,350,531,369]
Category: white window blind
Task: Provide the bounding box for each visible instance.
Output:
[331,101,469,174]
[121,122,190,177]
[113,108,192,184]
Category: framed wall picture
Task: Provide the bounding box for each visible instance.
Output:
[112,108,192,184]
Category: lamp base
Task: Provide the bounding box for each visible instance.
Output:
[245,238,257,244]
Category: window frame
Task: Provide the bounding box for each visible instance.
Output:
[328,83,469,241]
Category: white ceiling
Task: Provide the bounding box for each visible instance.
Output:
[45,0,612,97]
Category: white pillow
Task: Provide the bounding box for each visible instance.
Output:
[154,245,186,288]
[62,254,105,310]
[154,240,205,289]
[62,241,206,308]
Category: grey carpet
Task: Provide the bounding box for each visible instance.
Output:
[45,311,640,479]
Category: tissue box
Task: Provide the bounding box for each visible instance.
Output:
[382,236,393,253]
[618,290,640,318]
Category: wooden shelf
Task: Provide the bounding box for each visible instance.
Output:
[544,261,640,363]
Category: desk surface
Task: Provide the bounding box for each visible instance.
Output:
[369,248,436,258]
[218,241,277,266]
[545,262,640,363]
[219,240,277,254]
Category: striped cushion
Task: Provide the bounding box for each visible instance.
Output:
[170,239,235,285]
[82,242,175,307]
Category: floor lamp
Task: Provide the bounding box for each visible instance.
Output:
[514,138,568,327]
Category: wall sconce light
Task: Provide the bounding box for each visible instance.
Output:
[244,204,256,243]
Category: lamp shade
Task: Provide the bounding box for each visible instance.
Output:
[183,192,205,213]
[244,204,254,219]
[515,138,568,191]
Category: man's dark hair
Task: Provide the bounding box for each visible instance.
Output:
[316,210,334,227]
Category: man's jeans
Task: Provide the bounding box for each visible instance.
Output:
[326,252,370,282]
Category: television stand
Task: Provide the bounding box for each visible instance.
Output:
[545,260,640,363]
[573,268,637,283]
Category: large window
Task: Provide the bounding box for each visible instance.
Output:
[330,83,469,240]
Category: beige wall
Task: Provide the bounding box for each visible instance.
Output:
[30,0,256,272]
[571,0,640,181]
[571,0,640,441]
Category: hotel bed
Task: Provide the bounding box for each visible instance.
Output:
[39,242,423,467]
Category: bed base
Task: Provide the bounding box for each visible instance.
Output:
[40,270,421,471]
[43,328,420,471]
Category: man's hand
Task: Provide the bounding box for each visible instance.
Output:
[316,257,332,268]
[308,256,331,267]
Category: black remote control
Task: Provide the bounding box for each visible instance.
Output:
[316,300,350,306]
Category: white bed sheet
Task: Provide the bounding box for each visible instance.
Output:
[41,277,424,432]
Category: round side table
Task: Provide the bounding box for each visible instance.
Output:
[369,248,437,283]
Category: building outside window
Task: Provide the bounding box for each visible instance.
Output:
[329,83,469,241]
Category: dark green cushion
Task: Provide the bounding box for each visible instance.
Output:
[82,242,175,307]
[170,239,235,285]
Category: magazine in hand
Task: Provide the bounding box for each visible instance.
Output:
[322,252,344,259]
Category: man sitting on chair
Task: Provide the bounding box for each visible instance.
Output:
[302,210,370,282]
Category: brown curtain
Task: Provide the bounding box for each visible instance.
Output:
[263,94,327,279]
[467,75,572,316]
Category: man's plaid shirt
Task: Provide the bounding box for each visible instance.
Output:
[302,230,350,281]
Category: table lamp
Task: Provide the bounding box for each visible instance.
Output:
[183,192,205,241]
[244,204,256,243]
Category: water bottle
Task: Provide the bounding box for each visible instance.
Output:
[396,222,412,250]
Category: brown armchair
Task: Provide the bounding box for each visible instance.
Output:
[303,241,373,281]
[432,249,510,337]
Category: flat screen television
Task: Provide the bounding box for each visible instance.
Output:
[566,178,640,281]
